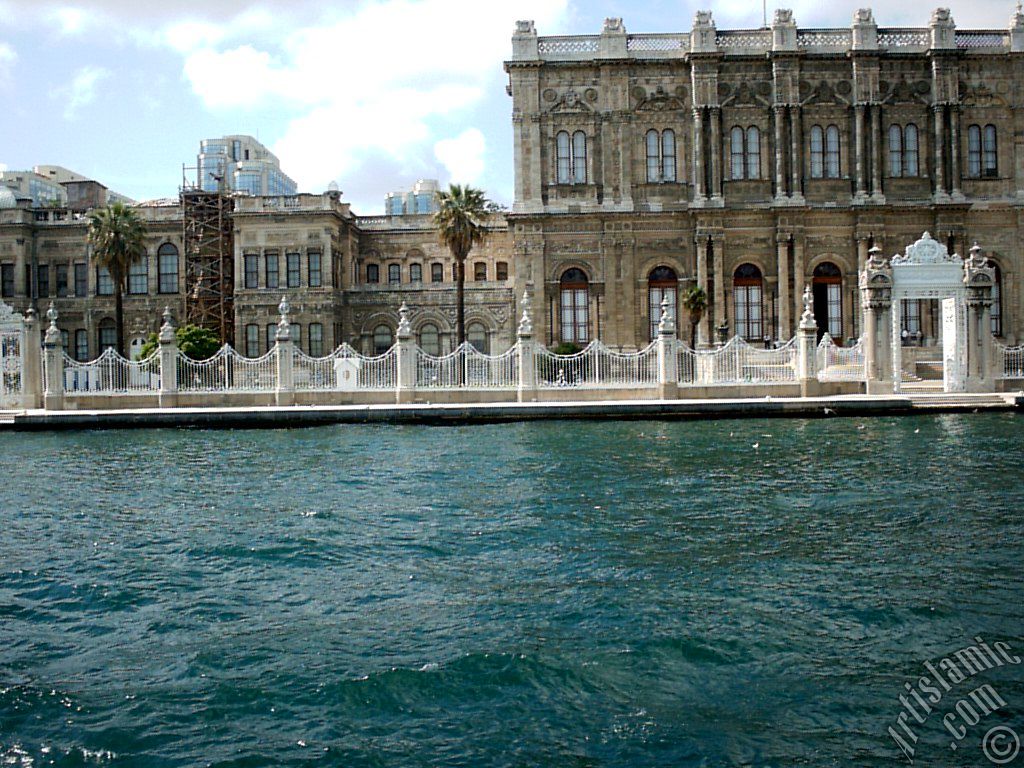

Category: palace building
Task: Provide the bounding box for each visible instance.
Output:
[1,7,1023,365]
[505,7,1024,350]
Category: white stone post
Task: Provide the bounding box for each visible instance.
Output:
[516,290,537,403]
[275,296,295,406]
[656,295,678,400]
[21,308,42,409]
[42,303,64,411]
[395,302,416,404]
[965,243,996,392]
[1012,4,1024,52]
[158,307,179,408]
[797,286,820,397]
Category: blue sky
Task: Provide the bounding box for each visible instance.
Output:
[0,0,1017,213]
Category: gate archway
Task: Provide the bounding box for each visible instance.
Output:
[0,302,25,409]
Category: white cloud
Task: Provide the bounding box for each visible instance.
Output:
[49,6,87,35]
[0,42,15,84]
[53,65,110,120]
[0,163,7,172]
[434,128,486,186]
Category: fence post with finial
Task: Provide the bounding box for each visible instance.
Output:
[158,307,179,408]
[797,284,820,396]
[656,295,678,400]
[42,303,64,410]
[275,296,295,406]
[395,302,416,404]
[516,290,537,402]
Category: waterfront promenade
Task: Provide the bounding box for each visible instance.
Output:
[2,392,1018,430]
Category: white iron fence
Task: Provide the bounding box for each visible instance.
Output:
[536,340,659,389]
[816,334,866,382]
[677,336,797,385]
[417,343,518,389]
[293,344,396,391]
[178,346,278,393]
[64,348,161,394]
[995,339,1024,379]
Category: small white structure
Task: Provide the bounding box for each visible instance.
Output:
[333,357,361,391]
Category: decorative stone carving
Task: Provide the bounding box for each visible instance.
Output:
[603,17,624,34]
[691,10,717,53]
[635,85,686,111]
[516,20,536,35]
[891,232,961,266]
[929,8,956,49]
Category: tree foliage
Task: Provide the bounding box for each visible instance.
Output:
[434,184,488,346]
[138,324,222,361]
[87,202,147,357]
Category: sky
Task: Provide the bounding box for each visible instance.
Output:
[0,0,1018,214]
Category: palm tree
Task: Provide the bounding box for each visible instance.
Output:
[681,285,708,349]
[87,202,147,357]
[434,184,488,347]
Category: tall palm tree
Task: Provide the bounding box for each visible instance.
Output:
[434,184,488,346]
[681,285,708,349]
[87,202,147,357]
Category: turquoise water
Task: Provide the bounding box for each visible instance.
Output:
[1,415,1023,766]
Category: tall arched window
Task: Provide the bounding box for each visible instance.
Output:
[555,130,588,184]
[825,125,841,178]
[648,266,678,341]
[572,130,587,184]
[905,124,919,176]
[889,124,919,177]
[992,263,1002,336]
[729,126,760,180]
[983,124,998,177]
[467,322,489,354]
[969,124,998,177]
[645,129,677,183]
[419,323,440,356]
[157,243,179,294]
[812,262,843,340]
[888,124,903,177]
[372,325,393,355]
[810,125,824,178]
[128,254,148,295]
[733,264,763,340]
[560,268,589,344]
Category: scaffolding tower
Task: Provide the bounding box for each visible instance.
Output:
[181,167,234,344]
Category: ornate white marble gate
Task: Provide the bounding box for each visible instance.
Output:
[0,301,25,409]
[860,232,995,394]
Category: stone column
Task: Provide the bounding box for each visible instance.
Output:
[777,235,791,339]
[692,109,706,202]
[395,301,416,404]
[949,106,963,199]
[965,243,996,392]
[695,236,709,347]
[712,236,726,334]
[797,285,820,397]
[275,296,295,407]
[871,105,884,201]
[933,105,947,200]
[516,290,537,403]
[42,303,63,411]
[789,107,804,203]
[157,307,178,409]
[854,105,868,200]
[774,106,787,199]
[792,237,805,332]
[709,108,722,202]
[656,295,678,400]
[21,308,41,409]
[891,297,903,393]
[860,246,893,394]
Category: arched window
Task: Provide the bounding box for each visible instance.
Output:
[992,263,1002,336]
[733,264,763,341]
[467,322,488,354]
[825,125,840,178]
[308,323,324,357]
[419,323,440,356]
[572,130,587,184]
[648,266,678,341]
[128,254,148,295]
[430,263,443,282]
[388,264,401,284]
[812,262,843,340]
[74,329,88,361]
[372,325,393,355]
[409,263,422,283]
[729,126,760,180]
[98,318,116,352]
[969,125,998,177]
[646,129,677,183]
[245,324,260,357]
[559,268,589,344]
[888,124,903,177]
[366,264,379,284]
[157,243,178,294]
[810,125,824,178]
[556,131,571,184]
[904,124,919,176]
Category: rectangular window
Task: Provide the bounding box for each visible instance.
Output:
[366,264,379,283]
[496,262,509,281]
[983,125,998,177]
[245,324,259,357]
[265,252,279,289]
[56,264,69,296]
[244,254,259,289]
[968,126,982,178]
[388,264,401,284]
[308,252,322,288]
[827,284,842,338]
[290,323,301,348]
[74,329,89,361]
[902,300,921,337]
[97,266,113,296]
[287,253,300,288]
[308,323,324,357]
[266,324,277,352]
[409,263,422,283]
[99,325,116,351]
[431,263,443,282]
[474,262,487,281]
[74,263,87,297]
[128,258,148,295]
[36,265,49,298]
[60,329,68,351]
[0,264,12,297]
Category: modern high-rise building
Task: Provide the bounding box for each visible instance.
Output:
[384,179,440,216]
[196,135,297,196]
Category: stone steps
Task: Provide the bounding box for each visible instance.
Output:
[908,393,1012,409]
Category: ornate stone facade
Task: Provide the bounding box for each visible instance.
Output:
[505,7,1024,349]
